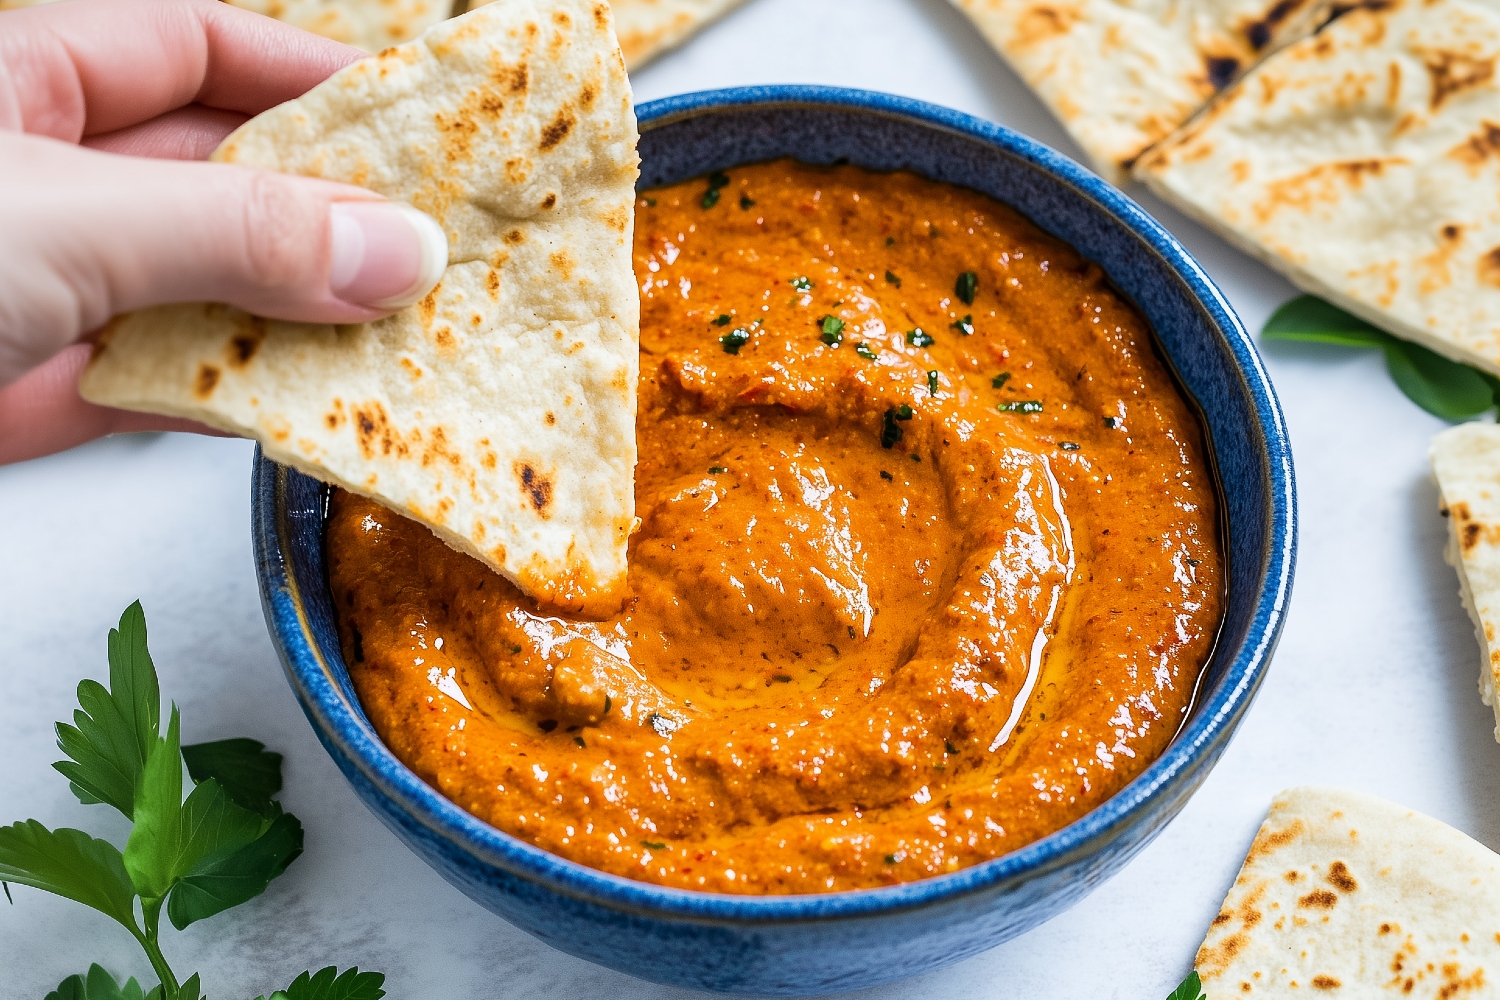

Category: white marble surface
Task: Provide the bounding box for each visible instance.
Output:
[4,0,1497,996]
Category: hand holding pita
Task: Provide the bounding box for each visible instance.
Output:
[0,0,447,464]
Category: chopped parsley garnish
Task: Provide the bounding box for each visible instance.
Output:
[573,736,586,748]
[910,453,921,462]
[820,315,845,345]
[740,194,756,209]
[927,370,939,395]
[879,470,894,481]
[951,314,974,335]
[928,223,940,237]
[1059,442,1080,451]
[885,236,896,246]
[772,674,792,683]
[708,466,727,474]
[713,314,732,326]
[700,170,731,210]
[643,197,657,207]
[992,372,1011,389]
[791,275,813,292]
[641,840,666,850]
[1104,415,1120,428]
[855,342,878,360]
[880,408,905,449]
[603,695,612,715]
[998,400,1043,414]
[955,271,978,305]
[720,327,750,354]
[884,854,899,864]
[944,741,958,755]
[895,404,913,420]
[885,270,901,288]
[906,328,934,347]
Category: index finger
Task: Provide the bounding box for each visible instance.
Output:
[0,0,365,141]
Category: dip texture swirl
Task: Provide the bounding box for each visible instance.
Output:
[328,160,1223,893]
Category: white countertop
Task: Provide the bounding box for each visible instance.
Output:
[5,0,1496,996]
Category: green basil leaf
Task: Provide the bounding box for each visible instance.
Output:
[1383,340,1496,420]
[0,821,139,932]
[1262,295,1391,348]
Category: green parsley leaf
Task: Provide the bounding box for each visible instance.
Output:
[884,270,901,288]
[708,466,727,474]
[951,315,974,335]
[739,194,755,210]
[708,170,730,189]
[855,342,878,360]
[701,188,721,209]
[45,964,150,1000]
[700,171,730,209]
[123,707,187,906]
[879,470,893,481]
[1103,415,1121,428]
[1165,971,1206,1000]
[175,975,203,1000]
[713,314,732,326]
[165,797,303,931]
[0,821,140,933]
[256,966,386,1000]
[642,197,656,208]
[895,404,913,420]
[54,601,161,818]
[641,840,666,850]
[1264,294,1497,420]
[906,328,934,348]
[574,736,586,748]
[820,315,845,344]
[880,408,905,449]
[181,738,283,818]
[955,271,978,305]
[927,371,939,396]
[991,372,1010,389]
[720,328,750,354]
[998,400,1043,414]
[791,275,813,292]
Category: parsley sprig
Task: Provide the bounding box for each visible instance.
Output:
[2,602,385,1000]
[1264,295,1500,421]
[1165,971,1206,1000]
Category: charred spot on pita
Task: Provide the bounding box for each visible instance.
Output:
[517,463,553,515]
[1206,55,1240,89]
[540,105,577,150]
[194,364,220,398]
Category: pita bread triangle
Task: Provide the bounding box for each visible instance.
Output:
[467,0,750,68]
[949,0,1336,184]
[81,0,641,617]
[1432,422,1500,742]
[1136,0,1500,376]
[1197,787,1500,997]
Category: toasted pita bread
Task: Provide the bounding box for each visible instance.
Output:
[1432,422,1500,743]
[220,0,452,52]
[467,0,748,68]
[1197,787,1500,997]
[1136,0,1500,376]
[949,0,1333,184]
[80,0,640,616]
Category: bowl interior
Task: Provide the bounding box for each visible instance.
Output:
[255,87,1294,924]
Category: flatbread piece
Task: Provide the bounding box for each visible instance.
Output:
[1197,786,1500,997]
[1432,422,1500,743]
[81,0,641,616]
[1136,0,1500,376]
[949,0,1333,184]
[468,0,749,68]
[220,0,452,53]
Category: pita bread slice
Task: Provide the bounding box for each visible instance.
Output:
[1136,0,1500,376]
[80,0,640,616]
[949,0,1334,184]
[219,0,452,53]
[1197,787,1500,997]
[1432,422,1500,743]
[467,0,749,68]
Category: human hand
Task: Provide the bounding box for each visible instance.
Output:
[0,0,448,464]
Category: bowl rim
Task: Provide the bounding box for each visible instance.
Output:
[258,84,1296,925]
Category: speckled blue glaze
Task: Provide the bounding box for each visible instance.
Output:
[251,87,1296,996]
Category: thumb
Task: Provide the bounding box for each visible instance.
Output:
[0,131,448,386]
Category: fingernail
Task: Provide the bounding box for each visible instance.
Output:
[329,202,448,310]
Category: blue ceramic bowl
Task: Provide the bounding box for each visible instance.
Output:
[252,87,1296,996]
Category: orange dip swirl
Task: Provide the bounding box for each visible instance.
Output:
[328,160,1223,894]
